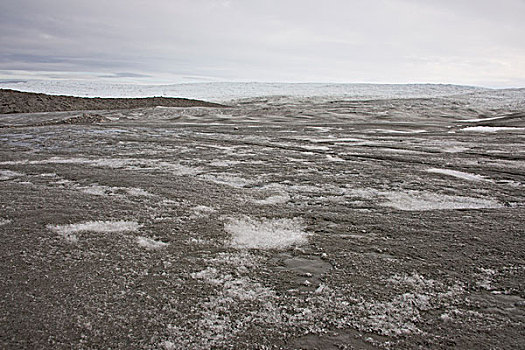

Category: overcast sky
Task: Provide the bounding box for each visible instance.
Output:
[1,0,524,87]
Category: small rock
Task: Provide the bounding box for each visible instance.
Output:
[315,284,326,294]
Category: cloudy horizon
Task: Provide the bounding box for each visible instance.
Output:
[1,0,524,88]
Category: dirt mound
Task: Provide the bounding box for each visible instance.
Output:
[0,89,226,114]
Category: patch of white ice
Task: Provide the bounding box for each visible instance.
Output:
[303,137,363,143]
[0,169,24,181]
[0,157,199,176]
[47,220,141,243]
[0,218,12,226]
[306,126,333,133]
[39,173,58,177]
[326,154,345,162]
[346,188,502,211]
[355,273,464,336]
[190,205,216,218]
[374,129,427,134]
[426,168,488,182]
[460,126,525,133]
[225,216,308,249]
[459,116,507,123]
[475,268,497,290]
[79,184,154,197]
[442,146,470,153]
[251,193,290,205]
[382,191,501,211]
[184,263,279,348]
[125,187,155,197]
[136,236,168,250]
[209,160,242,167]
[199,174,253,188]
[160,340,176,350]
[300,144,331,151]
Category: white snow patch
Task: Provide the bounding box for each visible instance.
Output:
[300,144,331,151]
[79,184,154,197]
[497,179,523,188]
[0,157,199,176]
[442,146,470,153]
[199,174,253,188]
[188,237,213,246]
[387,273,436,289]
[191,267,221,283]
[346,188,502,211]
[460,126,525,133]
[426,168,488,182]
[302,137,363,143]
[358,293,431,336]
[16,181,33,185]
[160,340,176,350]
[288,184,325,193]
[475,268,497,290]
[355,273,464,336]
[79,185,113,196]
[225,216,308,249]
[39,173,58,177]
[440,313,452,322]
[136,236,168,250]
[374,129,427,134]
[190,205,216,218]
[0,169,24,180]
[47,220,141,242]
[326,154,345,162]
[382,191,501,211]
[184,263,279,348]
[125,187,155,197]
[306,126,333,133]
[0,218,12,226]
[209,160,242,167]
[251,193,290,205]
[459,116,508,123]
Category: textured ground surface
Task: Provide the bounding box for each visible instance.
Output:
[1,94,524,349]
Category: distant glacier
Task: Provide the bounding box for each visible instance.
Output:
[0,80,488,102]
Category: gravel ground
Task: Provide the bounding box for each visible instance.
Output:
[0,93,524,349]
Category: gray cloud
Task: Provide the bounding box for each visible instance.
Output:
[0,0,524,87]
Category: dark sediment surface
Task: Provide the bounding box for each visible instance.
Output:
[1,93,524,349]
[0,89,225,114]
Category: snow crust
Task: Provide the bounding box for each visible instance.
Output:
[47,220,142,243]
[224,216,308,249]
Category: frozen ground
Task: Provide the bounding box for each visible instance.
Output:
[1,89,525,349]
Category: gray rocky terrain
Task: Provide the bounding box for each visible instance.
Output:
[0,89,225,114]
[1,90,524,349]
